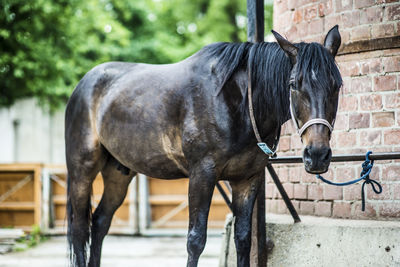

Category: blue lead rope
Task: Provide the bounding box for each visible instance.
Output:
[316,151,382,211]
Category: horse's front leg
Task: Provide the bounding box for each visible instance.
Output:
[230,174,263,267]
[186,158,216,267]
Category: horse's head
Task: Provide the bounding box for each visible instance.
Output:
[272,26,342,174]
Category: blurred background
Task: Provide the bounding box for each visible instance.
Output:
[0,0,273,164]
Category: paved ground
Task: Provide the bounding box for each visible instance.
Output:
[0,234,223,267]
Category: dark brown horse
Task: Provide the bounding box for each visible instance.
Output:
[65,26,342,267]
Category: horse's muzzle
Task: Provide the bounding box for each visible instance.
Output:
[303,145,332,174]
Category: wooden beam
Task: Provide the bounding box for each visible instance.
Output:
[338,36,400,56]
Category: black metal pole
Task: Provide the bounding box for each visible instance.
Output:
[216,182,232,212]
[268,152,400,164]
[266,163,301,223]
[247,1,267,266]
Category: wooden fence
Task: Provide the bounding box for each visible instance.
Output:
[0,164,230,233]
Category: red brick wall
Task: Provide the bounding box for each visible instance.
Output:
[268,0,400,219]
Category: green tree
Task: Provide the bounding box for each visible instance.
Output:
[0,0,273,110]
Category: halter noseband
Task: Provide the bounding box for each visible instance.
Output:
[289,89,334,138]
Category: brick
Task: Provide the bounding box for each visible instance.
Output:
[332,202,351,218]
[339,95,357,112]
[299,201,314,215]
[369,183,391,200]
[380,203,400,218]
[373,75,396,91]
[275,0,288,14]
[351,26,370,41]
[325,14,340,32]
[359,95,382,111]
[292,9,303,23]
[297,21,308,37]
[359,58,381,75]
[354,0,375,9]
[384,129,400,145]
[372,112,395,127]
[290,135,303,150]
[335,0,353,12]
[353,202,377,218]
[336,131,356,147]
[338,61,360,77]
[333,114,348,130]
[304,5,317,22]
[287,0,298,11]
[277,199,288,214]
[350,76,372,93]
[289,166,302,183]
[323,185,343,200]
[317,1,334,17]
[340,11,360,28]
[282,183,294,199]
[308,19,323,35]
[385,4,400,22]
[294,184,307,199]
[336,166,356,183]
[278,136,291,152]
[277,167,289,183]
[349,113,370,129]
[301,171,316,183]
[315,201,332,217]
[382,56,400,73]
[393,184,400,199]
[381,165,400,181]
[266,184,275,198]
[268,199,278,213]
[343,184,362,200]
[371,23,395,39]
[384,93,400,109]
[360,6,384,24]
[360,130,382,146]
[308,184,323,200]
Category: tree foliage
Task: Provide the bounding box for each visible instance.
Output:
[0,0,273,110]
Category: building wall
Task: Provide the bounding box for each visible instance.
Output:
[0,98,65,164]
[269,0,400,219]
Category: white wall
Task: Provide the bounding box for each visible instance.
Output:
[0,98,65,164]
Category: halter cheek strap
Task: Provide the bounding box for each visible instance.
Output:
[289,89,334,138]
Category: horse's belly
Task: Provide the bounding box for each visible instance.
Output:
[100,127,189,179]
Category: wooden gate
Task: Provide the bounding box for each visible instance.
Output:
[147,177,230,228]
[42,165,137,234]
[0,164,231,232]
[0,164,42,230]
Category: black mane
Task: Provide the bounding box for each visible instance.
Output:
[200,41,342,125]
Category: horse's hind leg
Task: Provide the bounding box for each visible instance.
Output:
[66,145,107,267]
[88,157,135,267]
[230,174,262,267]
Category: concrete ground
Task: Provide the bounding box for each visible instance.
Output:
[0,234,223,267]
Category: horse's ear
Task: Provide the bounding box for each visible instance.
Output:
[324,25,341,57]
[271,30,298,65]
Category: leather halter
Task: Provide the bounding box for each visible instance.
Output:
[247,69,279,156]
[248,71,334,156]
[289,89,334,138]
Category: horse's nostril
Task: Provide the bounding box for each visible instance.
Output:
[325,148,332,162]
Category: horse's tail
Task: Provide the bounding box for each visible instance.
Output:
[66,174,74,266]
[67,173,93,267]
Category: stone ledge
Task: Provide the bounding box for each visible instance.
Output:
[220,213,400,267]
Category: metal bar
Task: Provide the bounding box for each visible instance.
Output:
[268,152,400,164]
[247,1,266,265]
[216,182,232,212]
[266,163,301,223]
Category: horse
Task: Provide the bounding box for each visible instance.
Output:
[65,25,342,267]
